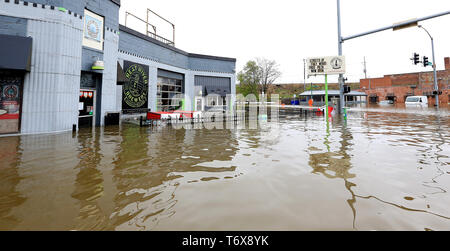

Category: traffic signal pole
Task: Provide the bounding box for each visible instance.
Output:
[336,0,449,110]
[337,0,345,114]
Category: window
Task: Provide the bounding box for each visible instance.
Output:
[157,77,184,111]
[406,97,420,103]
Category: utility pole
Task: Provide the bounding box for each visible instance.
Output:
[337,0,345,114]
[418,25,439,107]
[303,59,306,93]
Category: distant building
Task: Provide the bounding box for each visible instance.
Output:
[359,57,450,104]
[298,90,367,106]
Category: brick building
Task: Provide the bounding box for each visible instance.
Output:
[359,57,450,104]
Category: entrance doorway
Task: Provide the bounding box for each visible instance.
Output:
[369,95,379,104]
[195,97,203,111]
[78,89,96,128]
[79,72,102,128]
[0,71,23,134]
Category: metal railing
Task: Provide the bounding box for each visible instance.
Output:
[124,9,175,46]
[146,30,175,46]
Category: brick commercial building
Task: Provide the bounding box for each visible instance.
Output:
[359,57,450,104]
[0,0,236,135]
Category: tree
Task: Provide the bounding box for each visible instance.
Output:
[237,60,261,98]
[237,58,281,98]
[257,58,281,95]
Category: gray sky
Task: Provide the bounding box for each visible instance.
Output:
[119,0,450,84]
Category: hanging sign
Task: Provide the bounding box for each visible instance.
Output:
[307,56,346,76]
[122,61,149,112]
[82,9,104,51]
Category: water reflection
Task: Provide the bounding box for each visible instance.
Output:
[71,129,107,230]
[109,126,239,230]
[0,106,448,230]
[307,113,450,230]
[0,137,25,230]
[420,114,448,196]
[308,117,357,228]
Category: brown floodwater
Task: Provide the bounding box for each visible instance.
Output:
[0,105,449,231]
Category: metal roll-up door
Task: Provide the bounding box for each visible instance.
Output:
[194,76,231,97]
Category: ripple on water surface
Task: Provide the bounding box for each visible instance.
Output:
[0,106,449,230]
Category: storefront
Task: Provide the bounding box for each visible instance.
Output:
[79,72,102,127]
[0,0,236,135]
[0,34,32,134]
[0,71,23,134]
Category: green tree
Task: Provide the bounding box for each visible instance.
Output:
[237,60,261,98]
[236,59,281,99]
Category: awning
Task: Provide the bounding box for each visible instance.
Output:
[0,34,32,71]
[117,62,127,85]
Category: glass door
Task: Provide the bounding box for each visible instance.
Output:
[78,89,96,128]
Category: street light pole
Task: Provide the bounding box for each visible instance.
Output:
[335,2,448,110]
[303,58,306,94]
[418,25,439,107]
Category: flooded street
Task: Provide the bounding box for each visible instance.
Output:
[0,106,449,231]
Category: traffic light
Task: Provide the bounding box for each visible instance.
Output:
[412,53,420,65]
[343,85,351,94]
[423,56,429,67]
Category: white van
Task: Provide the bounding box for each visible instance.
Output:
[405,96,428,107]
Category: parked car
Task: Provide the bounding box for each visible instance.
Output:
[379,100,394,105]
[405,96,428,107]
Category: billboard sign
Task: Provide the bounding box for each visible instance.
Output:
[307,56,346,76]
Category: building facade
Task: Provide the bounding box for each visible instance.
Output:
[359,57,450,104]
[0,0,236,135]
[298,90,367,106]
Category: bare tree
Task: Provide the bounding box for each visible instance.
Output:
[257,58,281,95]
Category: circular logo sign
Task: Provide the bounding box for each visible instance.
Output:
[3,85,19,100]
[123,64,149,108]
[331,57,343,70]
[86,20,100,40]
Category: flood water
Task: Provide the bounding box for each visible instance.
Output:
[0,105,449,231]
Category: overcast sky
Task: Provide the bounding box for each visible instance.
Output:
[119,0,450,84]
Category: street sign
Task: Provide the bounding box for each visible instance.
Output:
[307,56,346,76]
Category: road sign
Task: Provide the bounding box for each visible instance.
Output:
[307,56,346,76]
